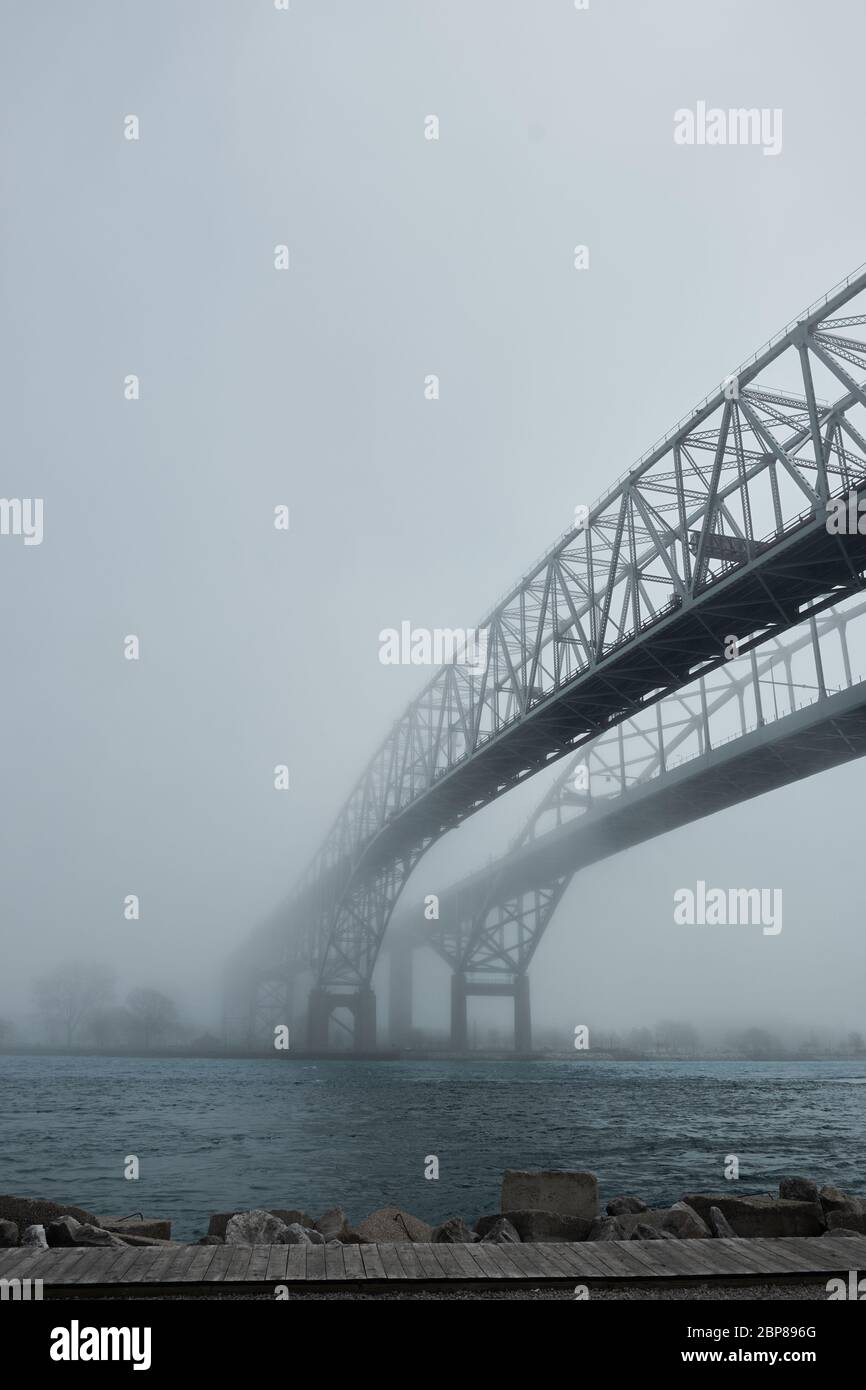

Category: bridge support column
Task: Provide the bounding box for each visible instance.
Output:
[307,988,331,1050]
[451,973,468,1051]
[388,934,414,1046]
[354,986,377,1051]
[514,973,532,1053]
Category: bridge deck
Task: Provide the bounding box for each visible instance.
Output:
[2,1236,864,1290]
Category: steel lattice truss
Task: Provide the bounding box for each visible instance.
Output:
[292,267,866,987]
[424,598,866,976]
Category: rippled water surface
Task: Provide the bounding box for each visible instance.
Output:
[1,1056,863,1239]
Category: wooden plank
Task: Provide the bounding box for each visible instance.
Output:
[392,1243,426,1280]
[285,1245,307,1282]
[620,1239,706,1279]
[0,1246,70,1283]
[0,1249,32,1278]
[535,1242,605,1277]
[341,1244,366,1280]
[324,1244,346,1281]
[377,1243,407,1280]
[74,1245,139,1284]
[424,1243,469,1278]
[305,1244,327,1281]
[708,1237,793,1276]
[161,1244,201,1282]
[140,1246,198,1284]
[769,1236,856,1274]
[123,1248,175,1284]
[177,1243,220,1282]
[359,1244,387,1280]
[244,1246,275,1282]
[265,1245,290,1282]
[224,1245,254,1282]
[411,1243,446,1280]
[461,1242,506,1279]
[34,1248,98,1285]
[445,1242,486,1279]
[525,1242,582,1277]
[473,1241,526,1279]
[503,1242,561,1279]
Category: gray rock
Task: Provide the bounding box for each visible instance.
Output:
[607,1196,648,1216]
[682,1194,824,1238]
[282,1223,314,1245]
[631,1223,676,1240]
[100,1218,171,1241]
[431,1216,478,1244]
[827,1208,866,1235]
[663,1202,711,1239]
[302,1227,325,1245]
[0,1196,100,1234]
[197,1234,224,1245]
[208,1208,311,1240]
[46,1217,124,1249]
[586,1216,626,1241]
[708,1206,736,1238]
[0,1219,18,1246]
[779,1177,819,1203]
[315,1208,351,1242]
[612,1205,709,1239]
[501,1169,598,1221]
[354,1207,432,1243]
[21,1224,48,1249]
[819,1185,862,1218]
[490,1210,591,1242]
[825,1227,861,1237]
[224,1209,291,1246]
[480,1217,521,1244]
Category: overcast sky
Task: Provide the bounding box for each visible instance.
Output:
[2,0,865,1039]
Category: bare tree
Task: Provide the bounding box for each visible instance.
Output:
[126,988,179,1050]
[32,962,115,1048]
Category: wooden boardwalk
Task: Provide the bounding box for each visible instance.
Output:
[1,1235,865,1290]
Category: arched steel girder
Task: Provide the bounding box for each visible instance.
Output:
[293,268,866,987]
[421,597,866,975]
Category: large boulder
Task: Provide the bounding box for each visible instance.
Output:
[46,1217,124,1249]
[315,1208,358,1243]
[21,1224,48,1249]
[631,1223,676,1240]
[819,1186,862,1219]
[100,1218,171,1242]
[825,1227,861,1237]
[224,1210,291,1246]
[480,1210,591,1242]
[431,1216,477,1244]
[0,1196,100,1233]
[283,1223,324,1245]
[501,1170,598,1221]
[354,1207,432,1243]
[587,1216,626,1241]
[827,1209,866,1235]
[480,1217,521,1244]
[607,1196,648,1216]
[708,1206,736,1238]
[779,1177,819,1203]
[615,1204,709,1240]
[0,1219,18,1247]
[681,1193,823,1238]
[207,1208,310,1240]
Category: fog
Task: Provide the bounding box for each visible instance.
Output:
[2,0,865,1047]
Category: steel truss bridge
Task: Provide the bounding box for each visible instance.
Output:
[226,264,866,1051]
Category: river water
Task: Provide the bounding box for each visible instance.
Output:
[0,1055,863,1240]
